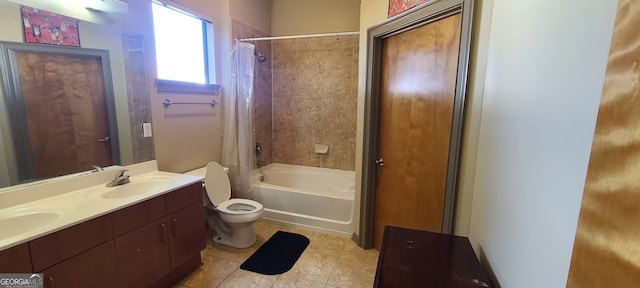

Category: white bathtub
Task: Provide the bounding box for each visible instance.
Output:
[251,163,355,236]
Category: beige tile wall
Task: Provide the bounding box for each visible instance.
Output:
[232,19,358,171]
[271,36,358,171]
[231,19,273,165]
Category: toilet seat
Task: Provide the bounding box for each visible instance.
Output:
[205,161,264,215]
[205,161,232,206]
[216,198,264,215]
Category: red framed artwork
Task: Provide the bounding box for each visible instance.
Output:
[388,0,430,17]
[21,6,80,47]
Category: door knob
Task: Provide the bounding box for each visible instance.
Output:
[98,136,110,142]
[375,158,384,166]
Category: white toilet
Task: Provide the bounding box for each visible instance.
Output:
[186,161,264,248]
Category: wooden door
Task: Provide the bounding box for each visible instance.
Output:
[15,52,112,180]
[373,13,462,249]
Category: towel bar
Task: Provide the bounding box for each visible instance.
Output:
[162,98,218,108]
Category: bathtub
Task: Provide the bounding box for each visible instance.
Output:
[251,163,355,236]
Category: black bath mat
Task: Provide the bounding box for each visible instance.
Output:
[240,231,310,275]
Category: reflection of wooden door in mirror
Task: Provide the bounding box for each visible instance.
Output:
[16,52,112,180]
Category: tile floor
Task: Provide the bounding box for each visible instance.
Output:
[175,221,379,288]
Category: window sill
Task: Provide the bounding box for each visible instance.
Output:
[155,79,221,95]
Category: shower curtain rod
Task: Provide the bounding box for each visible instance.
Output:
[237,31,359,42]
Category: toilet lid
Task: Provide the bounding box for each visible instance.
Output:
[205,161,231,206]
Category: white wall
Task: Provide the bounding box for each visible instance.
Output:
[230,0,271,35]
[468,0,617,287]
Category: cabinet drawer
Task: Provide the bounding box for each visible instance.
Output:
[42,241,118,288]
[165,183,202,214]
[111,196,166,237]
[30,215,113,271]
[0,243,33,272]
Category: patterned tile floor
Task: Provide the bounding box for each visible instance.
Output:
[175,221,379,288]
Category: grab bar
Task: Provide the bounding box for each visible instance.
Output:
[162,98,218,108]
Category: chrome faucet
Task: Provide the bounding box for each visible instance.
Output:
[257,160,267,168]
[106,169,130,187]
[91,165,104,173]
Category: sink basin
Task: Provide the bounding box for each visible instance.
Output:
[86,175,176,199]
[0,207,70,240]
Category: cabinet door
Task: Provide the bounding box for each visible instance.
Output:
[0,243,33,272]
[115,218,170,288]
[168,202,206,269]
[42,241,118,288]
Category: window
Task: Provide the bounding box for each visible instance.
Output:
[151,2,218,94]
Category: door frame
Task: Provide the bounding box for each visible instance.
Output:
[0,41,120,183]
[359,0,474,248]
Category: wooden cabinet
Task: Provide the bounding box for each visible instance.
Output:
[114,182,205,287]
[167,202,206,269]
[42,241,118,288]
[0,243,33,272]
[116,218,171,287]
[30,215,113,272]
[0,182,204,288]
[111,196,166,237]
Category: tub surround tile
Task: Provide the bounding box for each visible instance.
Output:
[272,49,298,70]
[323,69,353,100]
[231,22,357,171]
[270,35,358,171]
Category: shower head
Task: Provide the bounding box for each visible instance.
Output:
[254,51,267,63]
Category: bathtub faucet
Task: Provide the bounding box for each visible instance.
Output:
[257,160,267,168]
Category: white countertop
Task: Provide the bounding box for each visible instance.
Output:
[0,161,203,251]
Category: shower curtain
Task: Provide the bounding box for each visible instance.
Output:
[221,41,255,198]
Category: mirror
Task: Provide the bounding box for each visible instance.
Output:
[0,1,155,189]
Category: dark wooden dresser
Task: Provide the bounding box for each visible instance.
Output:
[374,226,493,288]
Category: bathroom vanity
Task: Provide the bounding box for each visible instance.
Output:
[0,161,206,288]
